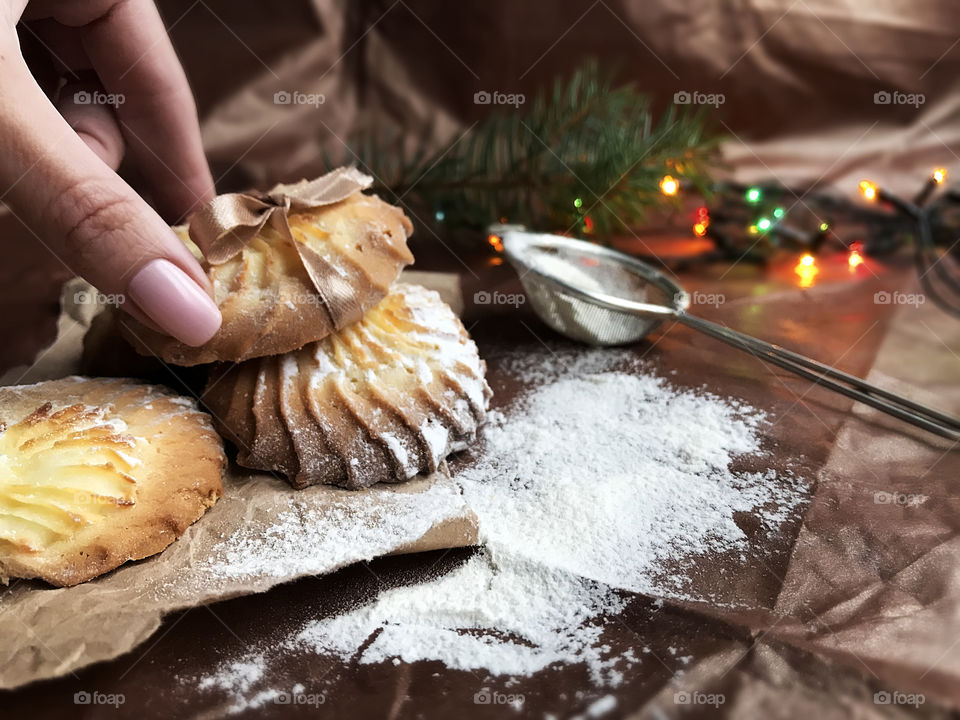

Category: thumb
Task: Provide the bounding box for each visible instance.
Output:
[0,41,221,347]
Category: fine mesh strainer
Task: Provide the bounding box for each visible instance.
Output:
[503,230,960,441]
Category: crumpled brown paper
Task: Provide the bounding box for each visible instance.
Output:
[0,272,476,690]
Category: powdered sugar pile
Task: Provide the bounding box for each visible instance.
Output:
[459,368,799,596]
[295,551,630,684]
[193,347,808,702]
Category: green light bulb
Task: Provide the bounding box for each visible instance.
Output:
[745,187,762,204]
[773,207,785,218]
[757,217,772,231]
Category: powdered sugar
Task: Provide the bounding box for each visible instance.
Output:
[199,479,470,582]
[295,550,629,684]
[459,368,803,597]
[192,347,809,702]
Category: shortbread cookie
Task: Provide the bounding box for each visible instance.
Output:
[203,284,491,489]
[122,191,414,366]
[0,377,225,586]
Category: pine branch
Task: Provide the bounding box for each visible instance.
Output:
[338,61,722,242]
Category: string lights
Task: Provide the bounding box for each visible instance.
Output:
[651,168,957,306]
[489,168,957,308]
[856,168,960,316]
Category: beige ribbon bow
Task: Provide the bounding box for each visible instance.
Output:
[187,166,374,331]
[189,166,373,263]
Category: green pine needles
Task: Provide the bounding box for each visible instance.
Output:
[336,62,721,242]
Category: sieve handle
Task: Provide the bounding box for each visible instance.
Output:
[676,312,960,442]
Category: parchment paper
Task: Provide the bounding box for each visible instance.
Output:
[0,272,477,690]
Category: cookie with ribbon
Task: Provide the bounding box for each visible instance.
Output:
[121,167,414,366]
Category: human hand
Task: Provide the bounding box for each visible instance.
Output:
[0,0,221,346]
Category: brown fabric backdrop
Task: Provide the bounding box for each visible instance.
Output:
[3,0,960,368]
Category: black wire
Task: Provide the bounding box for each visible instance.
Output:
[915,210,960,317]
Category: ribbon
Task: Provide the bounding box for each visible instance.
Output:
[189,166,374,263]
[187,166,375,331]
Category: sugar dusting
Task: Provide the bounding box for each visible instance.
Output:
[197,480,470,582]
[192,347,808,709]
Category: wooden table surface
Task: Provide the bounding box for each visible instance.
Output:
[3,238,960,719]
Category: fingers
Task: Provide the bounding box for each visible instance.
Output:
[0,42,221,346]
[57,80,125,169]
[52,0,215,222]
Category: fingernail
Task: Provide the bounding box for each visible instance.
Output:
[128,259,221,346]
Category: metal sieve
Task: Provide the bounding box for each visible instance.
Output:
[503,230,960,441]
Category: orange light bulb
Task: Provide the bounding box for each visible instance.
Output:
[794,254,819,288]
[659,175,679,196]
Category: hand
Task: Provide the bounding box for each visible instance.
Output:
[0,0,221,346]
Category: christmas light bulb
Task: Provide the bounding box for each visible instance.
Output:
[659,175,679,196]
[487,234,504,252]
[693,222,707,236]
[933,168,947,184]
[573,197,583,208]
[859,180,878,201]
[819,222,829,232]
[773,207,785,218]
[795,254,819,288]
[848,241,864,270]
[756,217,772,231]
[745,187,762,204]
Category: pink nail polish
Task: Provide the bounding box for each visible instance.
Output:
[128,259,222,346]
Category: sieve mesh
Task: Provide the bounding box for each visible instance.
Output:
[504,232,686,346]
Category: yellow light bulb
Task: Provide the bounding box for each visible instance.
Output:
[859,180,878,201]
[933,168,947,184]
[795,254,819,288]
[848,250,864,269]
[659,175,679,196]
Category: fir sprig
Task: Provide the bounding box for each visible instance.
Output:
[336,62,721,241]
